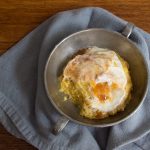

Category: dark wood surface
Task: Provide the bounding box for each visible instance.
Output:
[0,0,150,149]
[0,125,36,149]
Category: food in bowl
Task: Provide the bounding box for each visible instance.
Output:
[60,47,132,119]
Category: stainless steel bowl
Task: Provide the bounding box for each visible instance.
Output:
[44,23,149,134]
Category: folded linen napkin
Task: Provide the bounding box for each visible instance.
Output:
[0,7,150,150]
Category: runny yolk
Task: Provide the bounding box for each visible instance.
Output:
[93,82,110,102]
[93,82,118,102]
[111,82,118,89]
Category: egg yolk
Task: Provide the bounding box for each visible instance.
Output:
[93,82,110,102]
[93,82,118,102]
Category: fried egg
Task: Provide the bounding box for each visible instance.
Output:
[60,47,132,119]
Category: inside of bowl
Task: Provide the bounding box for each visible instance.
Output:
[45,29,148,126]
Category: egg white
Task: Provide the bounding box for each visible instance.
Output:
[86,47,128,112]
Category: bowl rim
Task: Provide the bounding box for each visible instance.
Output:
[44,28,149,127]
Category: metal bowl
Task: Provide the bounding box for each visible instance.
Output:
[44,24,149,134]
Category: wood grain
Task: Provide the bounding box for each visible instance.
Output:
[0,125,36,150]
[0,0,150,149]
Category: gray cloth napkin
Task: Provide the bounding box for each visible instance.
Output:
[0,7,150,150]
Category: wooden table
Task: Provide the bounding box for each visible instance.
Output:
[0,0,150,149]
